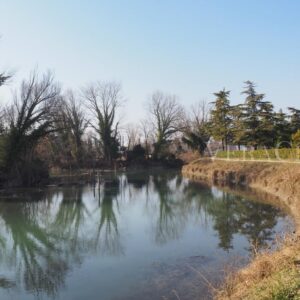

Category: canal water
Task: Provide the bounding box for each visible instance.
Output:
[0,171,292,300]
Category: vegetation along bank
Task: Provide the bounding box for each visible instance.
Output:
[182,159,300,300]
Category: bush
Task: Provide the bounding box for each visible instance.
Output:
[126,144,146,161]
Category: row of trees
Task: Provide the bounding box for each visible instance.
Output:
[0,70,300,185]
[0,72,124,185]
[210,81,300,150]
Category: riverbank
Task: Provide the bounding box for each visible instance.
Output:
[182,159,300,300]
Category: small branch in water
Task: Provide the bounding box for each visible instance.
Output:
[187,265,218,293]
[172,289,181,300]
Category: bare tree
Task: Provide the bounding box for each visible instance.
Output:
[47,90,89,168]
[63,90,89,166]
[125,123,141,150]
[148,91,185,158]
[0,75,8,133]
[190,100,211,129]
[4,70,60,184]
[83,81,123,164]
[182,100,211,156]
[140,119,154,156]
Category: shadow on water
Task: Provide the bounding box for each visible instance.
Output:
[0,171,292,300]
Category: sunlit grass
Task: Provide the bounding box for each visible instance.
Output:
[216,148,300,161]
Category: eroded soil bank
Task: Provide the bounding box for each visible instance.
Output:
[182,159,300,300]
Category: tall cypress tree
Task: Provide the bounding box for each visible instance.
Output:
[242,81,269,149]
[288,107,300,134]
[274,109,291,147]
[210,89,232,150]
[258,101,275,148]
[230,104,245,150]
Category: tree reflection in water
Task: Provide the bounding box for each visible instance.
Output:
[182,181,281,251]
[94,176,124,256]
[53,187,90,251]
[0,171,287,299]
[0,200,68,297]
[151,172,187,244]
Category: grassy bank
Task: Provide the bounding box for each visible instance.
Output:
[182,159,300,300]
[216,148,300,161]
[216,235,300,300]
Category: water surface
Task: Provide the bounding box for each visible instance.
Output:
[0,171,291,300]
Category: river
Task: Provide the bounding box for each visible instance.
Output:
[0,170,292,300]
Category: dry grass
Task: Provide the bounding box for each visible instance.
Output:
[215,235,300,300]
[178,151,201,164]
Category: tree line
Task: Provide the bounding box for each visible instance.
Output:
[0,70,300,186]
[209,81,300,151]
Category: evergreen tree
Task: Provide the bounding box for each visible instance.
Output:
[182,129,210,156]
[258,101,275,148]
[242,81,268,149]
[210,89,232,150]
[288,107,300,134]
[230,104,245,150]
[274,110,291,147]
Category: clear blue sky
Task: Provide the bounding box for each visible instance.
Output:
[0,0,299,121]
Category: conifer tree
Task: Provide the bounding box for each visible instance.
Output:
[242,81,267,149]
[258,101,275,148]
[210,89,232,150]
[230,104,245,150]
[288,107,300,134]
[274,110,291,147]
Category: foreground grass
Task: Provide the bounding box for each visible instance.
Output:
[216,235,300,300]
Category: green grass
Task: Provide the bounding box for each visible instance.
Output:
[252,268,300,300]
[216,148,300,161]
